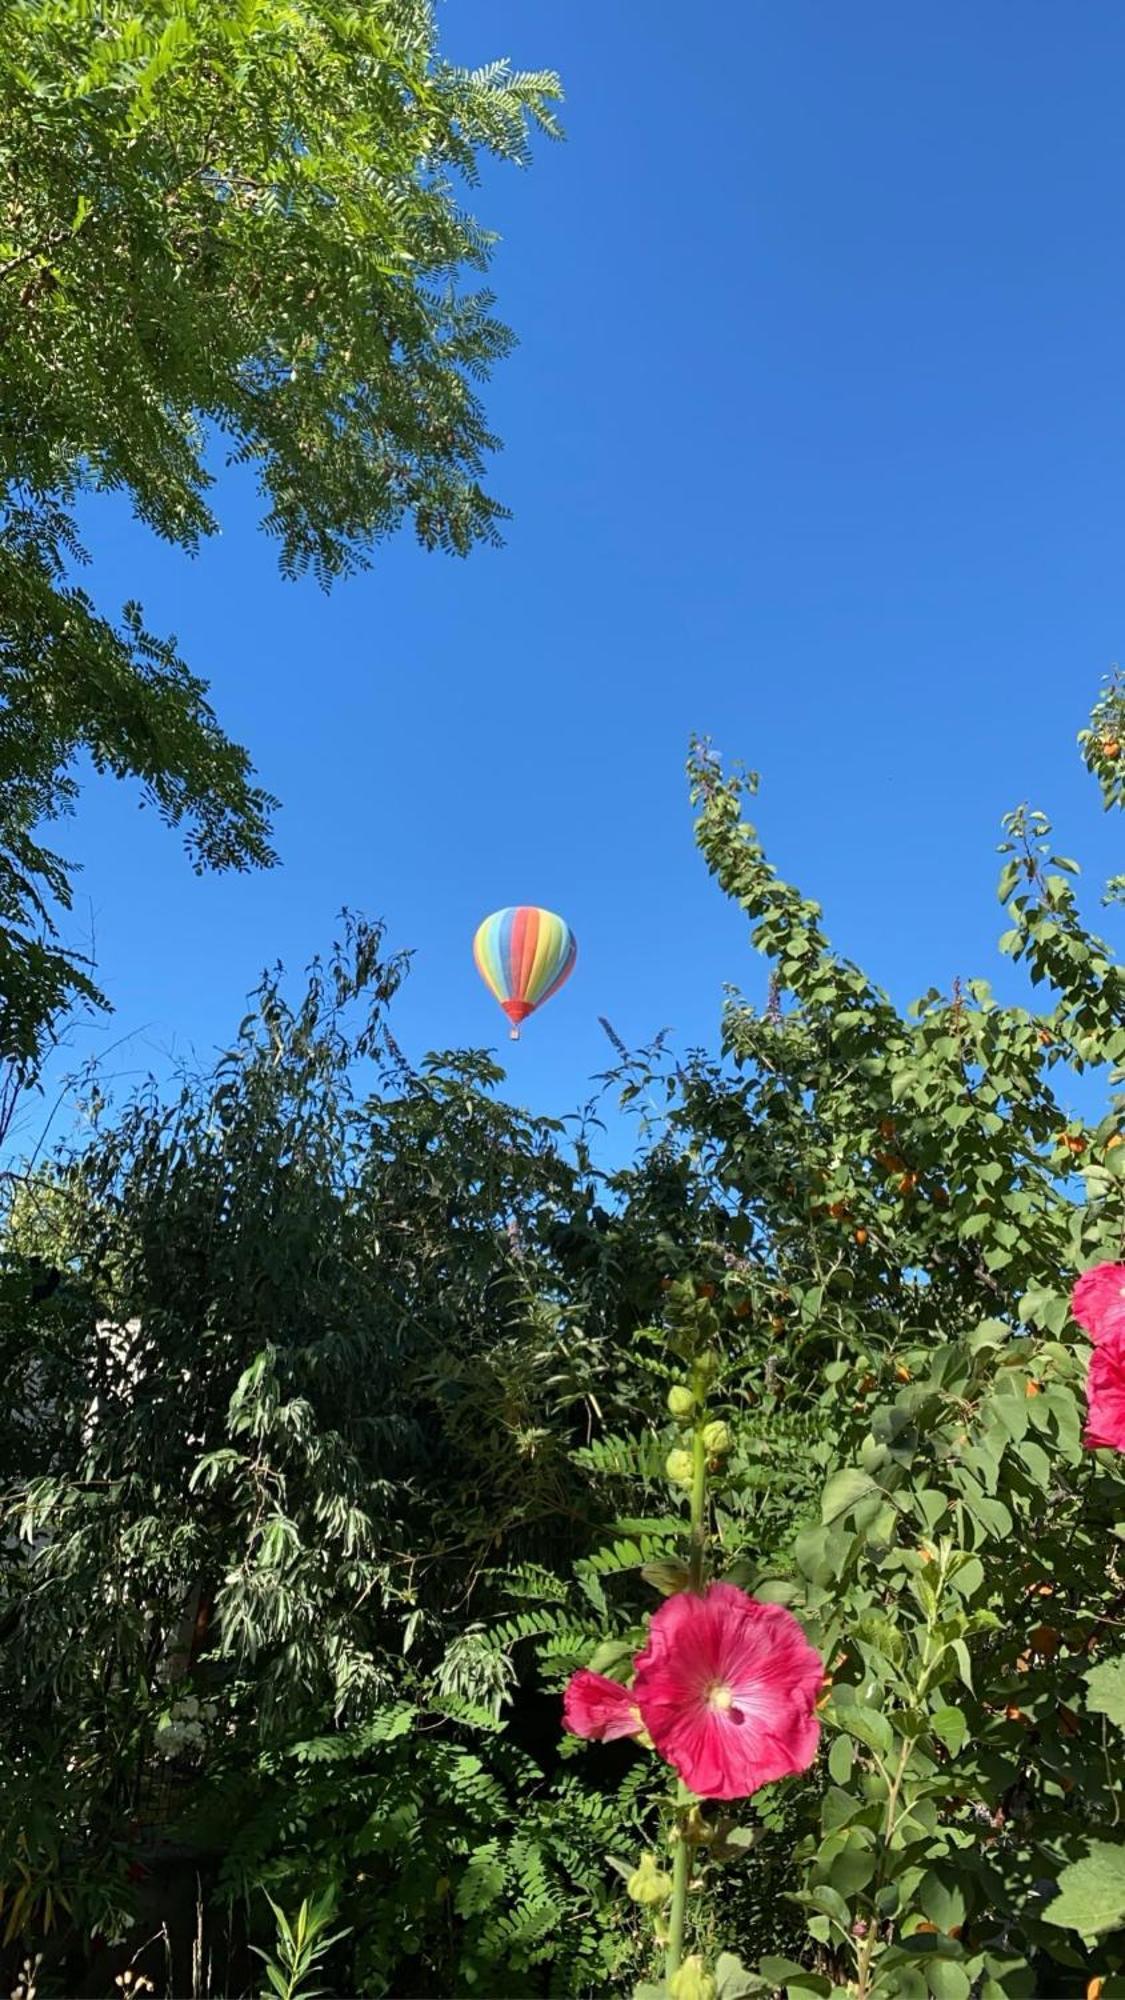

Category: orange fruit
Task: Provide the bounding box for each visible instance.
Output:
[1108,1135,1124,1152]
[828,1199,850,1220]
[1087,1978,1104,1999]
[894,1363,912,1383]
[854,1227,868,1246]
[1028,1624,1061,1658]
[1038,1028,1052,1046]
[1103,740,1120,761]
[899,1170,919,1194]
[1026,1378,1041,1398]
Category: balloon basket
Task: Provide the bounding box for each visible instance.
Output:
[509,1026,520,1041]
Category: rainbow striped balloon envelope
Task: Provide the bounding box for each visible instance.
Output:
[473,906,577,1039]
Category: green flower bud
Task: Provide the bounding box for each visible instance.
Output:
[665,1447,695,1489]
[702,1420,732,1456]
[695,1349,721,1383]
[669,1956,717,2000]
[626,1852,673,1907]
[667,1384,696,1421]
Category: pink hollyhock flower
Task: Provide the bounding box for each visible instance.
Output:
[631,1582,822,1800]
[1072,1263,1125,1344]
[563,1669,644,1742]
[1085,1335,1125,1450]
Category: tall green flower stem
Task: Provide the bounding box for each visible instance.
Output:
[666,1404,710,1982]
[666,1781,694,1979]
[688,1421,708,1591]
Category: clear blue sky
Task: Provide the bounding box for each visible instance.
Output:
[32,1,1125,1155]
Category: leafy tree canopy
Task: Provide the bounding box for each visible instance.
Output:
[0,0,560,1070]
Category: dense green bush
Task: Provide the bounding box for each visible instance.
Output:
[5,688,1125,1995]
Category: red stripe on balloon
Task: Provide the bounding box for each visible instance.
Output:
[520,905,541,1008]
[509,906,529,1004]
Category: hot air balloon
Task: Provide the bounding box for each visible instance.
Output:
[473,906,577,1039]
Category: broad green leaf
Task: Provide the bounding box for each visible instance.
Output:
[1086,1656,1125,1731]
[821,1467,879,1525]
[836,1703,893,1756]
[951,1639,974,1690]
[929,1707,967,1756]
[827,1733,853,1783]
[808,1883,851,1928]
[967,1318,1011,1352]
[1014,1438,1051,1487]
[964,1495,1013,1542]
[714,1954,769,1998]
[915,1489,950,1530]
[926,1965,971,2000]
[821,1785,864,1830]
[752,1577,802,1605]
[918,1871,967,1932]
[759,1958,831,1997]
[949,1557,984,1599]
[1044,1840,1125,1937]
[826,1831,876,1896]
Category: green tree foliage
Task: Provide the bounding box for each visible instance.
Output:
[567,719,1125,1997]
[6,692,1125,1994]
[0,0,560,1070]
[0,915,681,1988]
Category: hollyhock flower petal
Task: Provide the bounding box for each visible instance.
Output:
[632,1581,822,1801]
[563,1669,643,1742]
[1072,1264,1125,1343]
[1085,1336,1125,1450]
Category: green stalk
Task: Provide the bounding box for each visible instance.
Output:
[688,1414,708,1592]
[665,1786,692,1980]
[667,1417,709,1981]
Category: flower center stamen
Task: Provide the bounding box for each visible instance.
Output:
[708,1682,734,1712]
